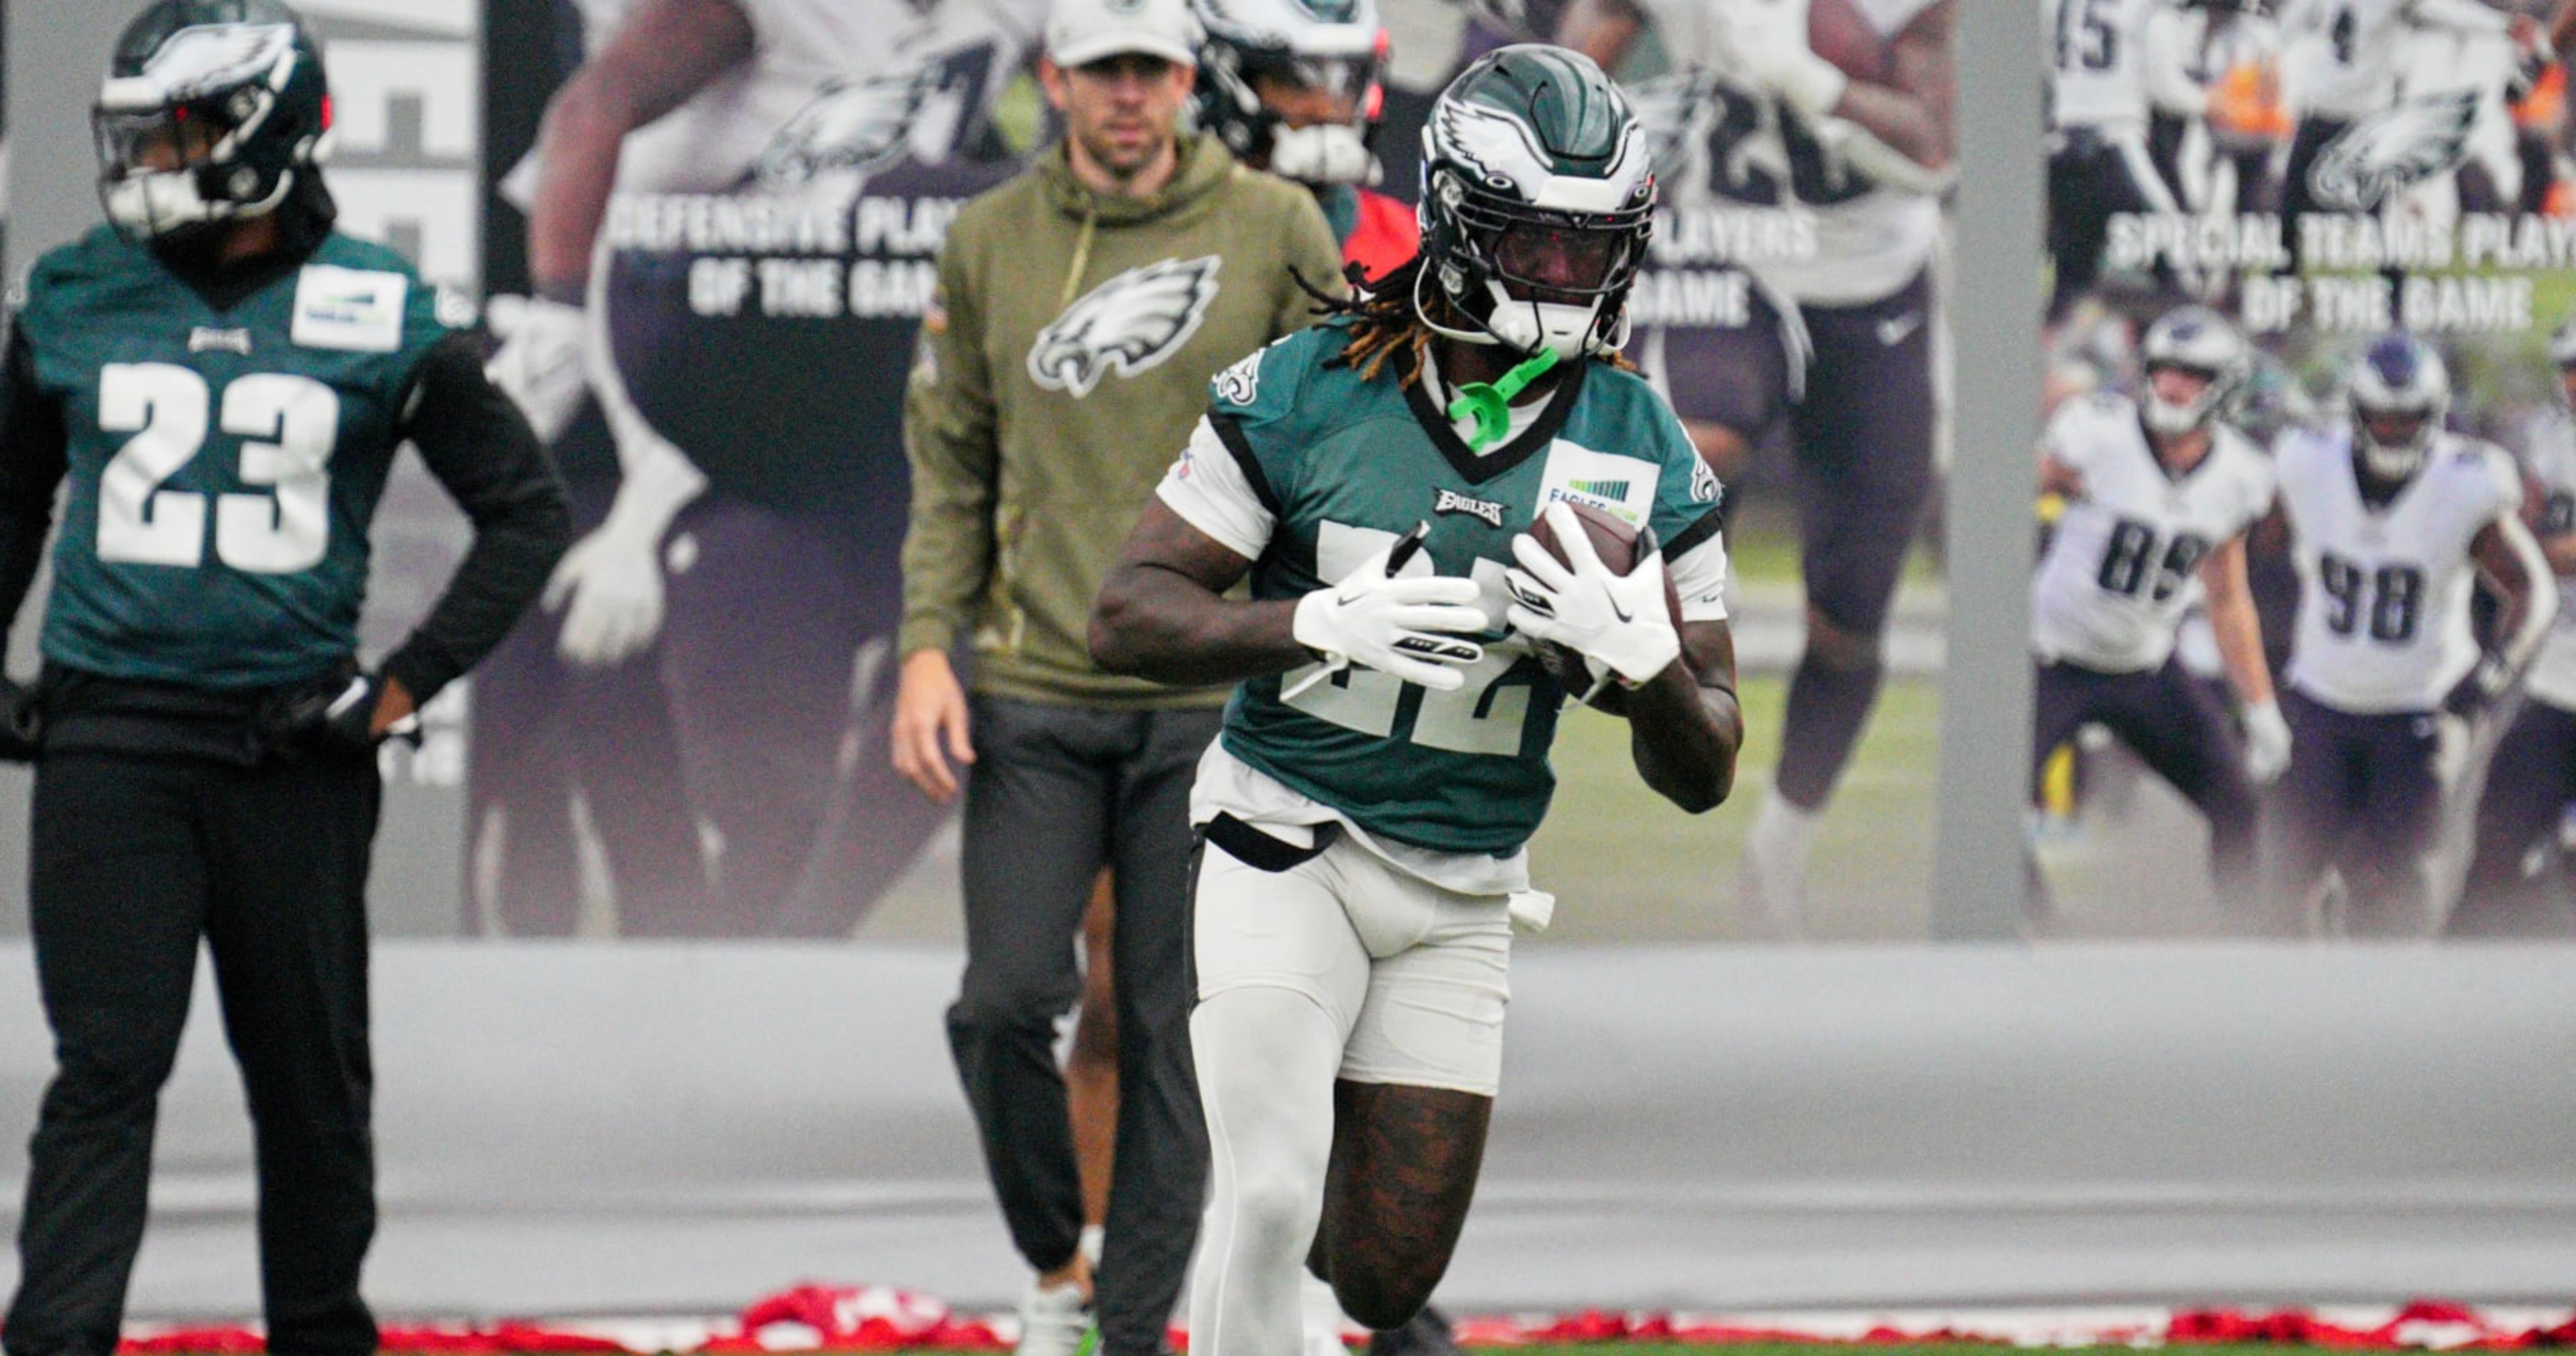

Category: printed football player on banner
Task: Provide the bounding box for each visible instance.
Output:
[476,0,1045,936]
[1558,0,1956,940]
[2030,308,2284,913]
[2449,316,2576,936]
[2260,334,2550,937]
[2036,0,2576,942]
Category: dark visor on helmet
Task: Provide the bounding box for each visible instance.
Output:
[1238,49,1380,101]
[95,98,236,176]
[1447,184,1651,299]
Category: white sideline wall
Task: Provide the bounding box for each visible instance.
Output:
[3,942,2575,1319]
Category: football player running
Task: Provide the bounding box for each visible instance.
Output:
[1089,47,1741,1356]
[2046,0,2187,322]
[0,1,569,1350]
[1192,0,1422,277]
[2449,319,2576,936]
[2031,308,2283,905]
[2273,0,2539,268]
[2263,332,2553,936]
[483,0,1047,934]
[1557,0,1956,936]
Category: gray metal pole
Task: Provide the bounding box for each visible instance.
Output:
[1930,0,2042,940]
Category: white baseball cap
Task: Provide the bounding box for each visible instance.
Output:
[1047,0,1203,69]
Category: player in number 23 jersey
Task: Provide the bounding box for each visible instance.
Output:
[0,4,568,1351]
[1089,46,1739,1356]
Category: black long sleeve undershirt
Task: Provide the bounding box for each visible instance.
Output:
[0,327,70,660]
[380,332,573,705]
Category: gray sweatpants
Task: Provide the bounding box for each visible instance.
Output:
[947,694,1222,1356]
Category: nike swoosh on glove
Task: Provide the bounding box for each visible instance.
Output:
[1290,539,1487,692]
[1503,501,1681,687]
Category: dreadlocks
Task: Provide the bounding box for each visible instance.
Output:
[1293,254,1639,387]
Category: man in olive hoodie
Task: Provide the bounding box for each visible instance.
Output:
[893,0,1344,1351]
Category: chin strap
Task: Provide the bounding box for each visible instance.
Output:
[1447,348,1560,451]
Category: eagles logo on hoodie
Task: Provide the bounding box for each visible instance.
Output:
[1026,256,1224,397]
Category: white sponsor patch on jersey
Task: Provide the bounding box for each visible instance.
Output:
[1534,439,1659,529]
[290,264,407,353]
[1028,256,1222,398]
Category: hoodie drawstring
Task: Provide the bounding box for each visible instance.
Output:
[1059,204,1099,309]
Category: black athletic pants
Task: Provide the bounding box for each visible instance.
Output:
[2047,128,2173,321]
[2450,696,2576,936]
[2259,689,2442,937]
[2031,656,2261,898]
[5,747,382,1356]
[946,696,1222,1356]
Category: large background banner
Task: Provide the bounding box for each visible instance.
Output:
[472,0,1961,944]
[2038,0,2576,940]
[12,0,2576,1321]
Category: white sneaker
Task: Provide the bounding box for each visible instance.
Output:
[1739,792,1820,940]
[1300,1272,1350,1356]
[1017,1279,1093,1356]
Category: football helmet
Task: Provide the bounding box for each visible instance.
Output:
[1417,44,1655,361]
[94,0,332,245]
[2346,332,2450,481]
[1192,0,1388,186]
[2137,306,2249,435]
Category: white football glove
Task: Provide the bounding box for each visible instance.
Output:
[1289,540,1487,693]
[1502,502,1683,688]
[542,416,706,669]
[1714,0,1849,120]
[482,294,590,443]
[2242,698,2292,786]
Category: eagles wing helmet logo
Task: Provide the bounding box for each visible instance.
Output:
[756,66,940,190]
[2308,90,2478,212]
[1028,256,1224,398]
[1433,98,1556,195]
[119,24,296,104]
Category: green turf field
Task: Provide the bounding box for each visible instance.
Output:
[1525,670,1940,944]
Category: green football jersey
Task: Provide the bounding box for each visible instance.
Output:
[1207,321,1725,855]
[18,226,459,689]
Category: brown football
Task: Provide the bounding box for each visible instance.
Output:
[1523,501,1687,711]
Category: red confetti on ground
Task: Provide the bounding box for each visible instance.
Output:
[56,1292,2576,1352]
